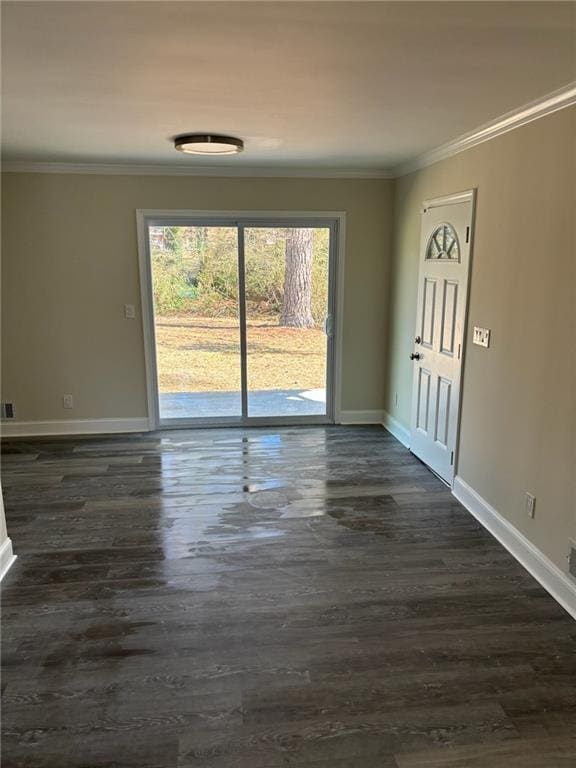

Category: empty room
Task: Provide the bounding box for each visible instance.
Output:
[1,2,575,766]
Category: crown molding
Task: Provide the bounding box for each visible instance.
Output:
[0,161,393,179]
[393,81,576,177]
[3,82,574,180]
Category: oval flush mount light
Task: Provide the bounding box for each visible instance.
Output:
[174,134,244,155]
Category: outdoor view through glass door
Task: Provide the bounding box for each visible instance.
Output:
[244,227,329,418]
[147,218,335,424]
[150,225,242,420]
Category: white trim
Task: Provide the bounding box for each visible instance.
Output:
[136,210,346,428]
[1,418,150,438]
[394,81,576,176]
[422,189,475,211]
[1,162,392,179]
[338,410,385,425]
[136,208,347,222]
[136,210,161,430]
[0,538,16,582]
[452,190,477,483]
[332,215,346,424]
[382,411,410,448]
[453,476,576,622]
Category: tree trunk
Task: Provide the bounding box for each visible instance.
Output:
[281,228,314,328]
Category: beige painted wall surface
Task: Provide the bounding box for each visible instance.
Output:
[386,106,576,575]
[1,175,391,421]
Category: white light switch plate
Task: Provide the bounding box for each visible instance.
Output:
[473,327,490,348]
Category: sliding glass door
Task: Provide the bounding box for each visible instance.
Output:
[149,225,242,421]
[244,226,330,418]
[144,215,338,426]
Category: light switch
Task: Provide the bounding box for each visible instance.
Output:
[124,304,136,319]
[473,326,490,348]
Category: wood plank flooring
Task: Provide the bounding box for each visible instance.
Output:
[1,426,575,767]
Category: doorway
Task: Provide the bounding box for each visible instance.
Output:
[137,211,342,428]
[409,191,475,485]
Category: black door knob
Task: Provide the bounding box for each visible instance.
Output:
[410,353,421,361]
[414,336,422,344]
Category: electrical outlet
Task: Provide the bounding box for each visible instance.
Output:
[62,394,74,409]
[124,304,136,319]
[525,492,536,519]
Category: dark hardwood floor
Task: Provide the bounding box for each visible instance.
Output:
[1,426,575,767]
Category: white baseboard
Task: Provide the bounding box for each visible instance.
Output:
[453,476,576,621]
[338,410,385,425]
[1,417,151,438]
[382,411,411,448]
[0,537,16,581]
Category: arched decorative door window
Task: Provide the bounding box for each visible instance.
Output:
[426,223,460,261]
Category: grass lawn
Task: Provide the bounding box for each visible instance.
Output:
[156,315,327,393]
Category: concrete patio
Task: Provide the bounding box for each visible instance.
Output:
[159,388,327,420]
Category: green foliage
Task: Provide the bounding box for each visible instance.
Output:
[150,226,329,325]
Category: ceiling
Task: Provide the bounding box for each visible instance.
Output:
[2,1,575,170]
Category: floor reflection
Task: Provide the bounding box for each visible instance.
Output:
[4,427,572,767]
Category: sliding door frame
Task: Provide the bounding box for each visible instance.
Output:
[136,209,346,430]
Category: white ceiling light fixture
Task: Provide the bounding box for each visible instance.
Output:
[174,134,244,155]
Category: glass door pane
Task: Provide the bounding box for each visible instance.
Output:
[148,225,242,421]
[244,226,330,418]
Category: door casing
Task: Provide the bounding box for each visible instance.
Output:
[136,210,346,429]
[409,190,476,486]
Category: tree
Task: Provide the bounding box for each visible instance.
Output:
[281,228,315,328]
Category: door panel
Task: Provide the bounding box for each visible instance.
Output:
[421,278,437,348]
[435,376,452,447]
[410,195,474,484]
[244,226,330,419]
[416,367,431,433]
[440,280,458,356]
[149,225,242,421]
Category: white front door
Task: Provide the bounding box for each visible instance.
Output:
[409,191,475,484]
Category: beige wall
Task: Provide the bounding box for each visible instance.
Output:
[385,106,576,575]
[1,174,392,421]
